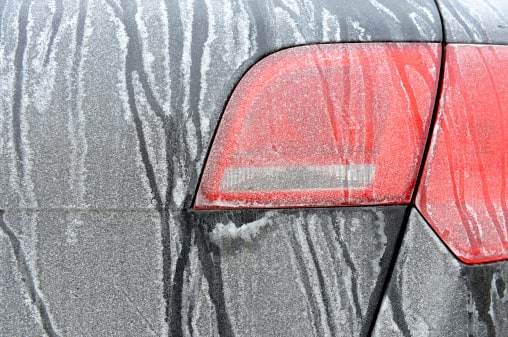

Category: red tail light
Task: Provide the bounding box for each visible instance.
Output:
[195,43,440,209]
[417,45,508,264]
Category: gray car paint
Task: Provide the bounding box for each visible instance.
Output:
[10,0,504,336]
[370,2,508,337]
[0,206,406,336]
[0,0,441,210]
[435,0,508,44]
[373,209,508,337]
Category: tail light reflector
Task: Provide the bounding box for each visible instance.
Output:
[417,45,508,264]
[195,43,440,209]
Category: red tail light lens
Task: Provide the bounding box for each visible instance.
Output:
[417,45,508,264]
[196,43,440,209]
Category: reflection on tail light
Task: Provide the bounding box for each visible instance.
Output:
[195,43,440,209]
[417,44,508,264]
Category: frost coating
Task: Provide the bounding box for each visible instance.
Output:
[216,207,404,337]
[2,0,443,334]
[409,12,436,40]
[347,19,372,41]
[1,0,442,210]
[373,209,508,336]
[322,8,341,41]
[436,0,508,43]
[196,43,440,209]
[369,0,401,23]
[209,212,276,244]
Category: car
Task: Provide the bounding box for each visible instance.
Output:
[0,0,507,336]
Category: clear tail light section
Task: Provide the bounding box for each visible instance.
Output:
[417,45,508,264]
[195,43,441,209]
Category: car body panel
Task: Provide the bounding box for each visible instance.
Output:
[187,206,405,337]
[0,1,441,335]
[0,0,442,211]
[372,209,508,336]
[3,0,507,336]
[435,0,508,44]
[0,206,406,336]
[0,209,166,336]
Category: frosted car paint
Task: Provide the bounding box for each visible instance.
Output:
[0,0,504,337]
[181,206,406,336]
[372,209,508,336]
[372,2,508,333]
[0,0,440,335]
[0,0,442,211]
[435,0,508,44]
